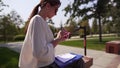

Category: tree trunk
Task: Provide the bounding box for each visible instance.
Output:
[98,16,102,42]
[3,22,7,43]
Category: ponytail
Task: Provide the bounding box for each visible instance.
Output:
[24,0,61,33]
[25,3,40,33]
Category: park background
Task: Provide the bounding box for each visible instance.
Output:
[0,0,120,68]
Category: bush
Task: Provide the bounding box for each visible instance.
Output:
[0,35,13,42]
[13,35,25,41]
[0,36,4,41]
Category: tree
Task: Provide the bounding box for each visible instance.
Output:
[91,19,98,34]
[47,19,57,37]
[102,0,120,36]
[8,11,24,34]
[65,19,78,38]
[95,0,109,42]
[110,0,120,36]
[8,11,24,27]
[0,15,18,42]
[78,17,90,37]
[0,10,24,42]
[103,22,113,33]
[49,25,57,37]
[0,0,8,14]
[47,19,54,24]
[64,0,110,42]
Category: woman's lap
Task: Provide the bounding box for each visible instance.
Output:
[40,58,85,68]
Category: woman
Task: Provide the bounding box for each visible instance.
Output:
[19,0,70,68]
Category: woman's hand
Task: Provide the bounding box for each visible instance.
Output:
[51,28,70,47]
[56,28,70,41]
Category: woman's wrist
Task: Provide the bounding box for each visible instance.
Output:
[51,38,61,47]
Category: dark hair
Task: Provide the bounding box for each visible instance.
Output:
[24,0,61,33]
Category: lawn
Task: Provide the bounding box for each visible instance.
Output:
[59,37,120,51]
[0,47,19,68]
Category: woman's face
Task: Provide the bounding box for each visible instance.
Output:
[47,4,60,18]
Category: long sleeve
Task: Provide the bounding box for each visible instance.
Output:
[30,15,54,61]
[19,15,55,68]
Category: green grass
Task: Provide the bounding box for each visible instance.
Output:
[59,37,120,51]
[0,47,19,68]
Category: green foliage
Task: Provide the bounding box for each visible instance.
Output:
[49,25,57,37]
[78,18,90,35]
[0,0,8,12]
[9,11,24,27]
[13,35,25,41]
[91,19,98,34]
[0,47,19,68]
[65,20,77,33]
[0,15,19,42]
[0,10,24,42]
[95,0,109,17]
[64,0,96,19]
[64,20,79,38]
[101,0,120,35]
[64,0,120,42]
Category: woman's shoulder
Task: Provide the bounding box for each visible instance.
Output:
[32,15,42,20]
[30,15,46,26]
[30,15,45,23]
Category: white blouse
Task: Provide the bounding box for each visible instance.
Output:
[19,15,55,68]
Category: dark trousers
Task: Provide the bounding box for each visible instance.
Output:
[65,58,85,68]
[40,58,85,68]
[40,62,59,68]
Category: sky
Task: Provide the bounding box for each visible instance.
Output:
[2,0,73,28]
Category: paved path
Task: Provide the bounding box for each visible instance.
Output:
[0,42,120,68]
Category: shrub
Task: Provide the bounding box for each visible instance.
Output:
[13,35,25,41]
